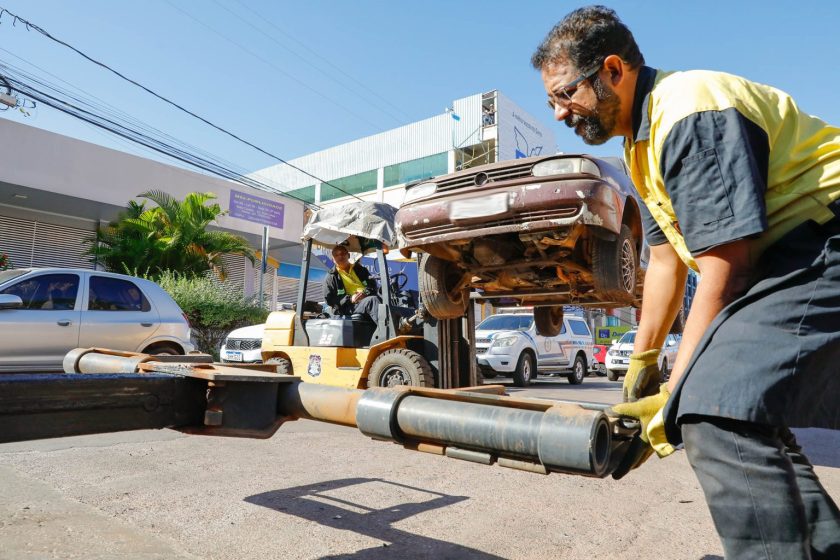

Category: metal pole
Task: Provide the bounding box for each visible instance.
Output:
[258,225,269,308]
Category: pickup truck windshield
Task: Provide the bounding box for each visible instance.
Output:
[618,331,636,344]
[477,315,534,331]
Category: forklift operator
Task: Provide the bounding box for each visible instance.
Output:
[324,244,380,322]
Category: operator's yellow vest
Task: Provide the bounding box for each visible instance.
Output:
[624,69,840,270]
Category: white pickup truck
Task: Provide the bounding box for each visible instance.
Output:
[475,311,594,387]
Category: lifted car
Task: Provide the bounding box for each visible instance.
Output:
[396,154,644,335]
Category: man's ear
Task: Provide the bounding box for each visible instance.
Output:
[603,54,624,86]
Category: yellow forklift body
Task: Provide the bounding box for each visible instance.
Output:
[262,310,422,389]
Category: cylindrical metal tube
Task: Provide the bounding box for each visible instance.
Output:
[75,352,148,374]
[396,395,544,457]
[538,404,612,477]
[277,382,363,427]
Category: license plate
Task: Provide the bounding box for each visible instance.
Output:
[450,193,508,220]
[618,359,628,365]
[225,350,243,362]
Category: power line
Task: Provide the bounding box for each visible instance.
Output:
[0,6,364,203]
[161,0,391,131]
[0,63,320,208]
[212,0,410,124]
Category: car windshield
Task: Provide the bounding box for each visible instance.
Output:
[0,269,29,287]
[477,315,533,331]
[618,331,636,344]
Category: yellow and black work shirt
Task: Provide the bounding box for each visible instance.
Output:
[625,66,840,270]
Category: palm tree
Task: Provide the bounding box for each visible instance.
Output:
[88,191,256,279]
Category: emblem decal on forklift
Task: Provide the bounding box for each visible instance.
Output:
[308,354,322,377]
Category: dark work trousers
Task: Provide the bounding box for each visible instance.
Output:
[682,417,840,559]
[353,295,380,323]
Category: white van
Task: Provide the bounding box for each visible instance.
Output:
[475,310,594,387]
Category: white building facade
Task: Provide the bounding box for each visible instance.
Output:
[254,91,556,210]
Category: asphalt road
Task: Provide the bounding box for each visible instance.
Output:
[1,374,839,560]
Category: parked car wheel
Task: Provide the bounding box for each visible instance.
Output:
[512,351,534,387]
[367,348,434,388]
[661,358,670,383]
[419,255,467,320]
[143,342,182,356]
[607,369,621,381]
[534,305,564,337]
[266,356,292,375]
[592,225,637,299]
[568,353,586,385]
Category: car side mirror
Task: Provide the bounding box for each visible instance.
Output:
[0,294,23,310]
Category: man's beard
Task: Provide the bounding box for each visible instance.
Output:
[565,76,620,145]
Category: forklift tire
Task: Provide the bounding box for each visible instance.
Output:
[419,254,468,319]
[367,348,434,388]
[265,357,292,375]
[568,354,586,385]
[607,369,620,381]
[512,352,535,387]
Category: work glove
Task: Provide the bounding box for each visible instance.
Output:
[622,349,661,402]
[610,384,676,479]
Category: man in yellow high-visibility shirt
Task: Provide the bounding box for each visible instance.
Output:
[531,6,840,558]
[323,244,380,322]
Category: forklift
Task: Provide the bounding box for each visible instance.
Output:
[260,201,478,390]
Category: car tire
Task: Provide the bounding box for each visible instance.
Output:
[266,356,292,375]
[661,358,670,383]
[568,353,586,385]
[534,306,564,337]
[143,342,182,356]
[418,254,468,320]
[367,348,434,388]
[592,224,638,300]
[607,369,621,381]
[595,367,607,377]
[512,352,534,387]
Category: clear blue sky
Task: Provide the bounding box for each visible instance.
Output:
[1,1,838,182]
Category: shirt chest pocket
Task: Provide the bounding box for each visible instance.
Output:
[673,147,734,226]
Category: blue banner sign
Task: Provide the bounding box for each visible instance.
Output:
[229,190,285,228]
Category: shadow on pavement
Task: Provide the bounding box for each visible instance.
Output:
[700,556,723,559]
[245,477,505,559]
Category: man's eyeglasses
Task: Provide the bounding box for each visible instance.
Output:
[546,62,602,111]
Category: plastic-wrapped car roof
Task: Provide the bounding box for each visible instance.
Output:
[302,201,398,253]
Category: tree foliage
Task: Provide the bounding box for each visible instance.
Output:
[87,191,255,280]
[154,271,268,357]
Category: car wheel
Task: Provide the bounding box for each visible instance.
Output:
[143,342,182,356]
[418,254,468,319]
[607,369,620,381]
[512,352,534,387]
[266,356,292,375]
[568,353,586,385]
[595,366,607,377]
[592,224,638,300]
[367,348,434,388]
[534,306,564,337]
[661,358,670,383]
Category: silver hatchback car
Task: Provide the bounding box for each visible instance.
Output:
[0,268,194,372]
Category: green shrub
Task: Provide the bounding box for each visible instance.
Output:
[154,271,269,358]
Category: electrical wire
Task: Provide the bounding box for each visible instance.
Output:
[0,64,321,208]
[0,6,364,202]
[212,0,409,124]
